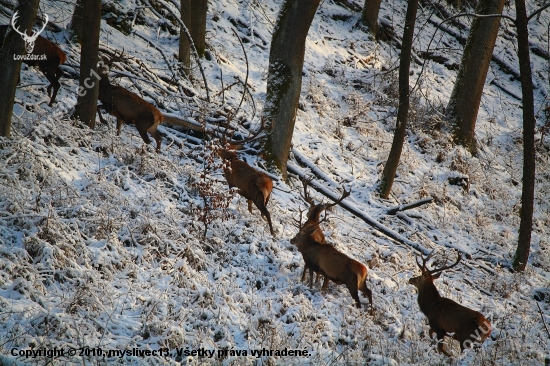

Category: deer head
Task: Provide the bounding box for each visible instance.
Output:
[409,251,462,291]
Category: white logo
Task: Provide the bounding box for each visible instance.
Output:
[10,11,48,54]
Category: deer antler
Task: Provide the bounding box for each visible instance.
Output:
[325,186,351,209]
[292,207,305,230]
[429,252,462,275]
[223,116,267,149]
[300,176,315,205]
[416,250,436,272]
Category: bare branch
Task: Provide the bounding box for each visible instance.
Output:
[528,2,550,22]
[413,12,515,93]
[229,28,250,120]
[386,197,433,215]
[140,0,210,102]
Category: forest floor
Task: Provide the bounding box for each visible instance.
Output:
[0,0,549,364]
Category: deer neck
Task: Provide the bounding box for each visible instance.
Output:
[417,282,441,315]
[307,207,324,224]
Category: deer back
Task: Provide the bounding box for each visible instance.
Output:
[98,77,163,126]
[428,297,492,345]
[220,150,272,202]
[291,230,365,285]
[33,35,66,66]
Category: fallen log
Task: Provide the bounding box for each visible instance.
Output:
[288,162,431,254]
[386,197,433,215]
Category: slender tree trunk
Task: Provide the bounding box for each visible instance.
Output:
[446,0,505,154]
[190,0,207,57]
[378,0,418,198]
[0,0,41,137]
[262,0,320,179]
[179,0,191,71]
[513,0,535,271]
[72,0,101,127]
[70,0,85,42]
[361,0,383,38]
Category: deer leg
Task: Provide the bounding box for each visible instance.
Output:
[433,331,451,357]
[346,281,362,309]
[321,276,330,293]
[97,106,110,125]
[359,280,373,305]
[247,199,254,214]
[147,127,162,153]
[301,265,308,282]
[48,80,60,106]
[43,69,61,106]
[117,118,127,137]
[137,128,152,144]
[308,267,314,288]
[255,200,274,236]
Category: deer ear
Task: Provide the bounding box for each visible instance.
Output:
[432,272,441,280]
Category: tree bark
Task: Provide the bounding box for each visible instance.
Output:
[72,0,101,128]
[70,0,85,42]
[179,0,191,70]
[361,0,383,38]
[378,0,418,198]
[262,0,320,179]
[190,0,207,57]
[513,0,535,272]
[446,0,505,154]
[0,0,41,137]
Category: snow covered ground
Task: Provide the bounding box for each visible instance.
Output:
[0,0,549,364]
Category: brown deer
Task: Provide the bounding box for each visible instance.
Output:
[290,219,372,309]
[0,19,66,106]
[297,177,350,286]
[96,52,164,152]
[409,252,492,356]
[217,145,274,236]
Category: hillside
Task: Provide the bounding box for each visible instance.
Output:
[0,0,549,364]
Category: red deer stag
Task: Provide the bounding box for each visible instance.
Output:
[96,52,164,152]
[409,252,492,356]
[290,215,372,309]
[0,13,66,106]
[217,141,274,236]
[297,177,350,286]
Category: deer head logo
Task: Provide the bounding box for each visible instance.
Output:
[11,11,48,54]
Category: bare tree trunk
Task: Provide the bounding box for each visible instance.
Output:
[70,0,85,42]
[513,0,535,272]
[179,0,191,70]
[446,0,505,154]
[72,0,101,128]
[378,0,418,198]
[190,0,207,57]
[262,0,320,179]
[361,0,382,38]
[0,0,41,137]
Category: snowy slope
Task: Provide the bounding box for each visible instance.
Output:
[0,0,549,364]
